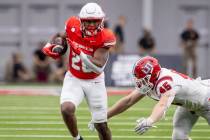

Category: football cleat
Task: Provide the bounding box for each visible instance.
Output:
[78,136,84,140]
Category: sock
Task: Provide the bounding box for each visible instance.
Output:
[73,134,81,140]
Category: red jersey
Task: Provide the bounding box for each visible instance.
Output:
[65,16,116,79]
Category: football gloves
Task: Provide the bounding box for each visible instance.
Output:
[88,117,156,135]
[88,120,95,132]
[42,43,60,59]
[134,117,156,135]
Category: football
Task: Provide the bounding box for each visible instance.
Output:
[51,36,68,55]
[52,45,65,54]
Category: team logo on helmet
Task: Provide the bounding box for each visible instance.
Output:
[142,63,153,74]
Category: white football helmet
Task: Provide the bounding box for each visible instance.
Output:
[79,3,105,36]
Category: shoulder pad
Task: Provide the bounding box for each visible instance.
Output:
[102,29,116,47]
[65,16,80,32]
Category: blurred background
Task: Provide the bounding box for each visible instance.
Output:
[0,0,210,86]
[0,0,210,140]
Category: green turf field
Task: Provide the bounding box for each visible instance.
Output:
[0,95,209,140]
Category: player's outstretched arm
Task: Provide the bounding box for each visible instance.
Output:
[148,91,175,124]
[108,89,145,119]
[135,90,175,135]
[88,89,145,132]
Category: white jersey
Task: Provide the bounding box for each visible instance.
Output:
[147,68,210,111]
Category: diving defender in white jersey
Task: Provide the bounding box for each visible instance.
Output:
[97,56,210,140]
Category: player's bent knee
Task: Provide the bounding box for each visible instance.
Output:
[92,109,107,123]
[172,127,189,140]
[61,102,76,116]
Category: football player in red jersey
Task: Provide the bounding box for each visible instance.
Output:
[42,3,116,140]
[89,56,210,140]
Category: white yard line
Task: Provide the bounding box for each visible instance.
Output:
[0,106,153,111]
[0,116,206,123]
[0,112,59,115]
[0,135,209,139]
[0,121,207,126]
[0,128,208,132]
[0,115,206,121]
[0,106,59,110]
[0,116,61,119]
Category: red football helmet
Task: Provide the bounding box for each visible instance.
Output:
[79,3,105,36]
[132,56,161,94]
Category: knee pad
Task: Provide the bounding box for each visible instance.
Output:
[92,108,107,123]
[172,127,189,140]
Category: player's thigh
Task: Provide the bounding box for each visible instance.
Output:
[172,106,199,140]
[84,81,107,123]
[201,89,210,125]
[201,102,210,125]
[202,111,210,125]
[60,72,84,107]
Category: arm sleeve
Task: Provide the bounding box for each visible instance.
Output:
[65,16,80,39]
[80,52,105,74]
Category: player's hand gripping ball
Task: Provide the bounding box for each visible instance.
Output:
[51,36,68,55]
[52,45,65,54]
